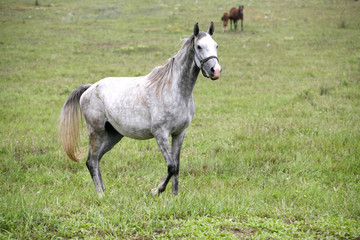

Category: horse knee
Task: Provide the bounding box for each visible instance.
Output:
[167,164,177,175]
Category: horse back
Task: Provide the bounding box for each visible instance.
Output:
[229,7,238,20]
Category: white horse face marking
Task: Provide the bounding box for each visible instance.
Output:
[194,34,222,80]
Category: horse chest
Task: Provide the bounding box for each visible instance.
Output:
[168,106,193,128]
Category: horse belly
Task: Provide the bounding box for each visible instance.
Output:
[104,94,154,140]
[108,110,153,140]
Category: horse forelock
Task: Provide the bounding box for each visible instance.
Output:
[180,32,208,46]
[195,32,208,41]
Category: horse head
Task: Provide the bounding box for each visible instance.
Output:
[193,22,222,80]
[238,6,244,18]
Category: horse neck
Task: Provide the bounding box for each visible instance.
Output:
[172,39,200,99]
[238,8,243,18]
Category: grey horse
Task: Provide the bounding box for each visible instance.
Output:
[59,22,221,196]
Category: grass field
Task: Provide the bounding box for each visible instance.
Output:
[1,0,360,239]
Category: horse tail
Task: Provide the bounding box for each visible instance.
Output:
[59,84,91,162]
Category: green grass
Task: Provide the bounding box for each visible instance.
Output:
[1,0,360,239]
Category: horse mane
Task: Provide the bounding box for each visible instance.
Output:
[147,35,198,94]
[147,57,175,95]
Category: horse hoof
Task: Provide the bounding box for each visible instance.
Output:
[97,191,105,198]
[150,188,158,196]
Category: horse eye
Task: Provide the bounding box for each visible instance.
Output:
[216,45,218,49]
[197,45,202,50]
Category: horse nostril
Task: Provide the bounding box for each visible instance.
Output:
[210,67,215,73]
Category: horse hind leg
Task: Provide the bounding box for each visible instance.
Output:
[86,150,103,195]
[86,121,123,196]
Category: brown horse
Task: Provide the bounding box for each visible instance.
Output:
[221,12,229,32]
[229,5,244,31]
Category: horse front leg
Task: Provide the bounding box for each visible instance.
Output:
[171,130,186,195]
[151,132,176,196]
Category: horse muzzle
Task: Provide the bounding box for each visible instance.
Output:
[200,57,221,80]
[210,65,222,80]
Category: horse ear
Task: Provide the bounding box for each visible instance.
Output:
[194,23,199,36]
[208,22,215,36]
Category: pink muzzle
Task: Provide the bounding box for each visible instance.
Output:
[212,66,221,79]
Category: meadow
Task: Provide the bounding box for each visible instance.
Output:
[1,0,359,239]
